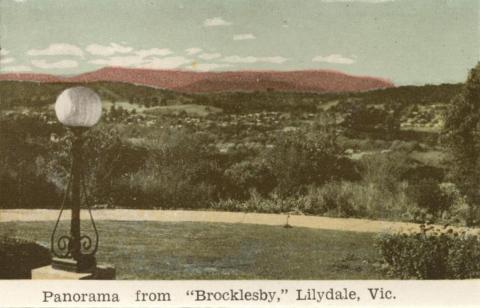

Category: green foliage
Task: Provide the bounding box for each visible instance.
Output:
[405,178,452,218]
[359,152,410,193]
[342,103,400,136]
[211,181,413,220]
[105,129,226,209]
[1,80,462,114]
[0,78,468,224]
[0,115,63,208]
[347,83,461,106]
[0,237,51,279]
[211,191,295,213]
[264,129,352,197]
[224,160,276,199]
[376,227,480,279]
[0,81,185,109]
[443,63,480,225]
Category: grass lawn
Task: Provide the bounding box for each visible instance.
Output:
[0,221,386,279]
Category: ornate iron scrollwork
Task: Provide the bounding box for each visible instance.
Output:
[50,141,99,260]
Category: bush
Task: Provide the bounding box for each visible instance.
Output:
[224,160,276,199]
[108,130,225,209]
[376,226,480,279]
[406,178,452,218]
[0,115,63,208]
[0,172,62,209]
[298,182,412,219]
[111,166,218,209]
[359,152,410,193]
[211,181,414,220]
[211,191,295,213]
[342,103,400,136]
[264,129,349,197]
[301,182,366,217]
[0,237,51,279]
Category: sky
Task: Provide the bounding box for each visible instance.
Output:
[0,0,478,85]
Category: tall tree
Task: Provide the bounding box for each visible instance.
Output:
[443,63,480,225]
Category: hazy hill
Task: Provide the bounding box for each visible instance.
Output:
[0,67,394,93]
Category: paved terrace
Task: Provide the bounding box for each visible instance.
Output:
[0,209,434,234]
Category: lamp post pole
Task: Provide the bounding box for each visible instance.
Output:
[70,128,83,261]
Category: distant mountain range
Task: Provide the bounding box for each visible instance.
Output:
[0,67,394,93]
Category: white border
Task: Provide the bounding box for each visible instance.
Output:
[0,280,479,307]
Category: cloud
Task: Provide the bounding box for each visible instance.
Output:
[0,49,9,56]
[31,59,79,69]
[89,55,145,67]
[1,65,32,72]
[233,33,256,41]
[86,43,133,56]
[185,47,202,55]
[0,57,15,65]
[27,43,84,57]
[141,56,191,69]
[13,0,27,2]
[222,55,287,64]
[312,54,356,64]
[198,53,221,60]
[135,48,172,58]
[192,63,233,72]
[204,17,232,27]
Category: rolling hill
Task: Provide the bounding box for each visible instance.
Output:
[0,67,394,94]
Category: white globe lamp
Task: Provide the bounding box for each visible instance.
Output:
[55,87,102,127]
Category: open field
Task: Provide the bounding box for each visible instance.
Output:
[0,221,384,279]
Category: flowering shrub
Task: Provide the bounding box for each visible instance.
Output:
[376,224,480,279]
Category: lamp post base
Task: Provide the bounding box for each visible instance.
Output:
[51,256,96,273]
[32,263,116,280]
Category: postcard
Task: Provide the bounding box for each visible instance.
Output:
[0,0,479,307]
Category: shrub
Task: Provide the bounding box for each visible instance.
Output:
[107,130,226,209]
[0,172,62,209]
[298,182,412,219]
[0,237,51,279]
[376,226,480,279]
[359,152,410,193]
[440,182,480,225]
[211,191,297,213]
[389,140,420,152]
[211,181,413,220]
[224,160,276,199]
[302,182,365,217]
[111,166,218,209]
[342,103,400,136]
[406,178,452,218]
[264,129,348,197]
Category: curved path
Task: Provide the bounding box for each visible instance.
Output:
[0,209,437,234]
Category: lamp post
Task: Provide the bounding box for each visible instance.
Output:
[50,87,102,272]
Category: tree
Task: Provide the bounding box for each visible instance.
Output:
[443,63,480,225]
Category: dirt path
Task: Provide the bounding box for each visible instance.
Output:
[0,209,429,233]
